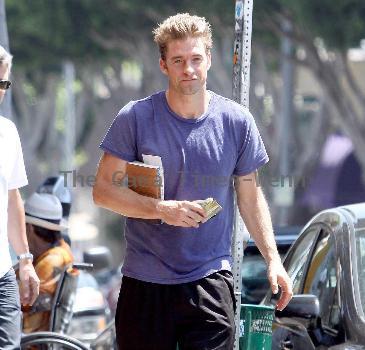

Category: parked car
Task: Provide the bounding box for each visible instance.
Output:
[68,270,111,344]
[68,247,113,345]
[241,226,300,304]
[106,266,123,316]
[263,203,365,349]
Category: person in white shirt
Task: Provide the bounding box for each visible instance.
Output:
[0,45,39,349]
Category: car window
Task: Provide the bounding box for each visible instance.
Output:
[242,252,286,304]
[303,231,339,329]
[355,228,365,316]
[241,254,268,304]
[242,255,267,279]
[285,226,318,294]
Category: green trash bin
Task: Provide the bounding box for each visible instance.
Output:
[239,304,274,350]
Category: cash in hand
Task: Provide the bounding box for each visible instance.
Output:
[195,197,222,221]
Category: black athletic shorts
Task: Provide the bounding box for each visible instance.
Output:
[115,270,236,350]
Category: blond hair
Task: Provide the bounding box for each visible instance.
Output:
[153,13,212,60]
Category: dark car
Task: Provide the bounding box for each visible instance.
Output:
[241,226,300,304]
[263,203,365,349]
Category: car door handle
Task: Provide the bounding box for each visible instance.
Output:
[280,339,294,349]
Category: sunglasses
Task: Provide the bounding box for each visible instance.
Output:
[0,80,11,90]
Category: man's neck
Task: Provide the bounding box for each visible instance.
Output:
[165,88,211,119]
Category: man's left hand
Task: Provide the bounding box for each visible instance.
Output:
[267,259,293,311]
[18,261,40,306]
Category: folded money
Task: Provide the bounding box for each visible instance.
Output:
[195,197,223,221]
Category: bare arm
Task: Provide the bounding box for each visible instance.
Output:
[234,172,292,310]
[8,189,29,255]
[8,189,40,305]
[93,152,206,227]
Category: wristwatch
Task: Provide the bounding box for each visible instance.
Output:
[17,252,34,262]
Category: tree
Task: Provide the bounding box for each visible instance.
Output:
[253,0,365,174]
[248,0,365,221]
[5,1,365,224]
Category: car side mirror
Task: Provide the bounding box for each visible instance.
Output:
[83,246,112,272]
[275,294,320,319]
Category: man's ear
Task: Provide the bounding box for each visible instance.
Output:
[207,51,212,71]
[159,58,168,76]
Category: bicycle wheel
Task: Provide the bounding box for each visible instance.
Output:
[21,332,89,350]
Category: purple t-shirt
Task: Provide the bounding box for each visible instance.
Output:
[100,91,269,284]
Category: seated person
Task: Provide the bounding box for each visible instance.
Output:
[20,192,73,333]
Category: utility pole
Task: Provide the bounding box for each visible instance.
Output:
[232,1,254,348]
[63,60,76,181]
[0,0,12,120]
[275,19,294,225]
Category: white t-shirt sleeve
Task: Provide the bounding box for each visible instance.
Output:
[8,124,28,190]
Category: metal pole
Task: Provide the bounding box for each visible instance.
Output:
[0,0,12,120]
[232,1,254,348]
[63,60,76,176]
[276,19,294,225]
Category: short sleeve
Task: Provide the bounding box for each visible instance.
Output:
[233,110,269,176]
[8,125,28,189]
[100,101,137,162]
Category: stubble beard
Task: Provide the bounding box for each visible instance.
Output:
[177,79,206,96]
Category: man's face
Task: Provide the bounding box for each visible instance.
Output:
[0,64,9,104]
[159,36,211,96]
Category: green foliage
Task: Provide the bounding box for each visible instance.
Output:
[6,0,365,71]
[6,0,117,69]
[255,0,365,50]
[6,0,234,71]
[293,0,365,50]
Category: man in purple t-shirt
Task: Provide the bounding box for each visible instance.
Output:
[93,13,292,350]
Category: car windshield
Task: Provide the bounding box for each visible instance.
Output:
[242,255,267,279]
[241,254,268,304]
[356,228,365,315]
[241,253,286,304]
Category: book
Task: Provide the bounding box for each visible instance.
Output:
[126,161,163,199]
[126,160,164,225]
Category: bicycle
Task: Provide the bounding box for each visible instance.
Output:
[20,263,117,349]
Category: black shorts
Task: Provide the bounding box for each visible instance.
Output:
[115,270,236,350]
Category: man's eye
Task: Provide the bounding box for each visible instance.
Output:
[174,59,182,64]
[193,57,202,62]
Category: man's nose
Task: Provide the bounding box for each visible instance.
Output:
[183,62,194,75]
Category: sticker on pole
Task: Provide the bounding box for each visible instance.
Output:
[239,319,245,337]
[235,1,244,20]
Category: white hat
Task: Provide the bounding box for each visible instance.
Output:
[24,193,68,231]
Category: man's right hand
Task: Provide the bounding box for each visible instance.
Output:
[156,200,207,227]
[18,260,40,306]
